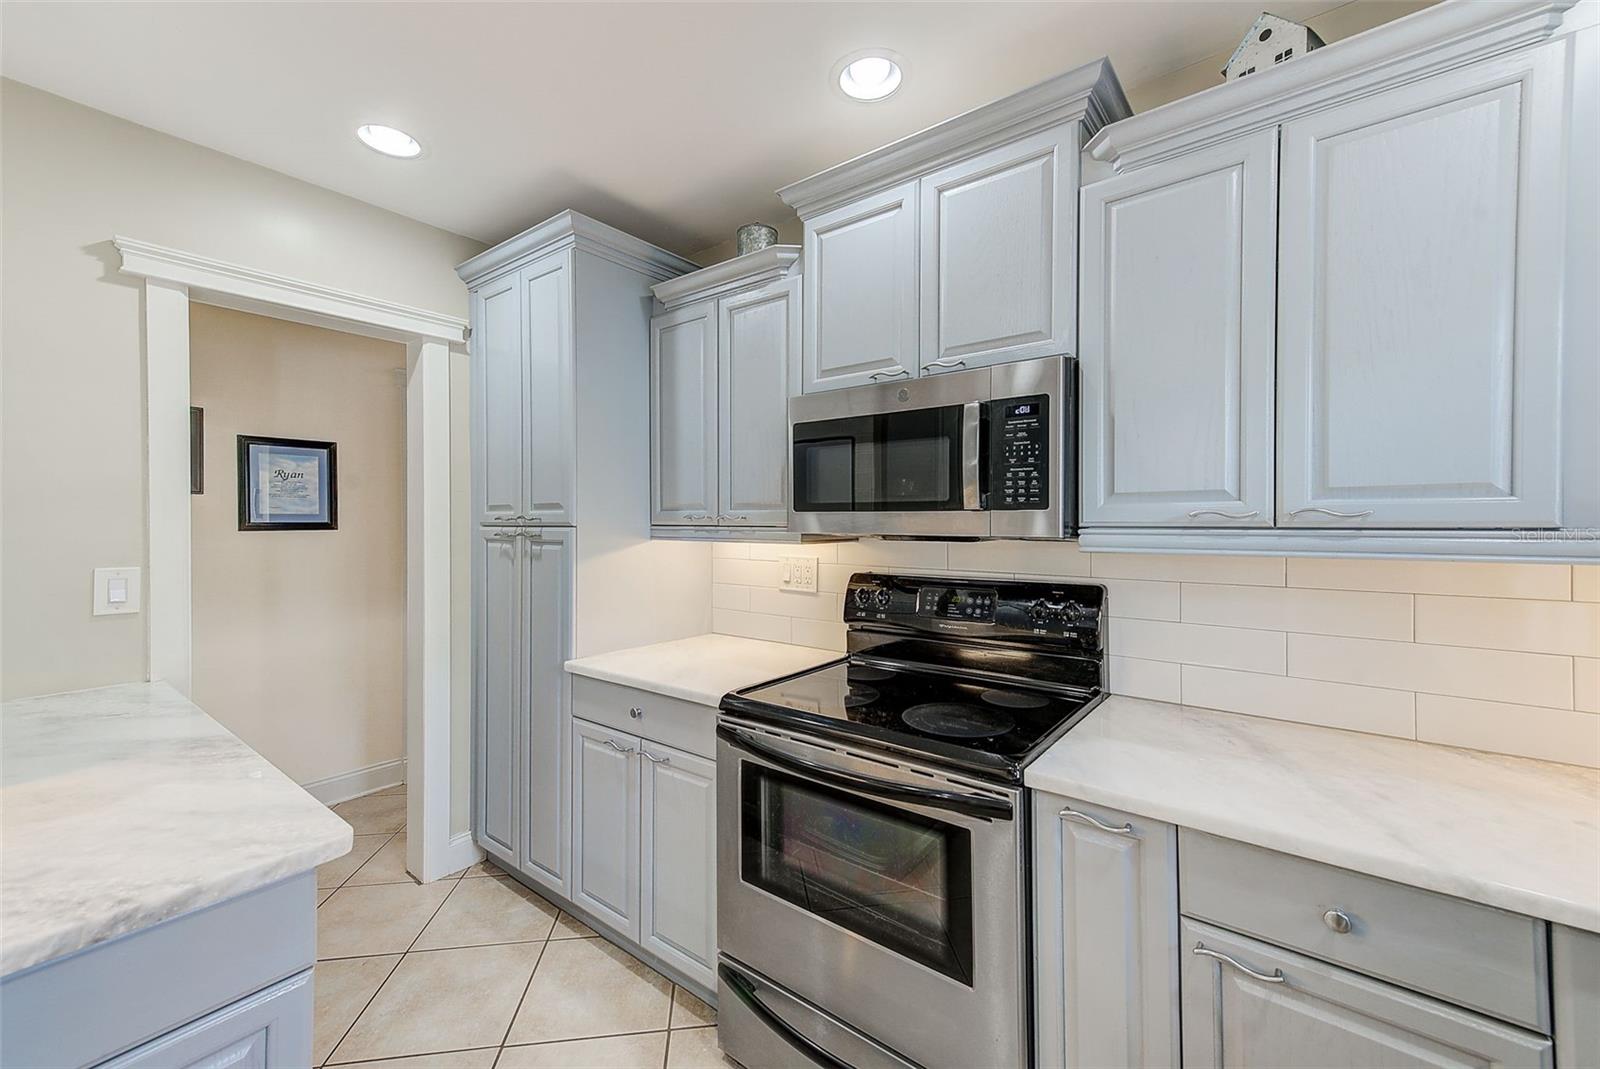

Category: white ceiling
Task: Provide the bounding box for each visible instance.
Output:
[2,1,1342,257]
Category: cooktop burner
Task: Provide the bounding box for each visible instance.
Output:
[847,665,897,683]
[843,686,879,709]
[980,688,1050,710]
[901,702,1014,739]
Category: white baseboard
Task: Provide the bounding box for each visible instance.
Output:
[444,831,485,876]
[302,758,406,806]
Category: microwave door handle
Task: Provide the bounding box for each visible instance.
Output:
[717,725,1012,821]
[962,401,982,510]
[718,963,858,1069]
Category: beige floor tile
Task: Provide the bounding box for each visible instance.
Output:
[670,986,716,1029]
[506,936,672,1044]
[666,1027,737,1068]
[346,831,416,886]
[328,943,541,1063]
[457,858,506,879]
[550,911,597,939]
[317,881,454,959]
[318,834,392,889]
[326,1049,496,1069]
[497,1032,668,1068]
[312,955,400,1065]
[333,793,406,834]
[413,876,558,950]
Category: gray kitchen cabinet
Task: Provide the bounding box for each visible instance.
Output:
[1276,45,1567,531]
[650,298,718,526]
[572,717,642,939]
[472,273,524,525]
[639,740,717,990]
[474,527,521,865]
[520,250,577,526]
[800,180,919,393]
[718,275,798,527]
[918,123,1081,375]
[1552,925,1600,1069]
[1078,130,1277,529]
[100,971,312,1069]
[1033,792,1180,1069]
[1179,918,1553,1068]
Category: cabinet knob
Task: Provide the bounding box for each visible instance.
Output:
[1322,908,1353,934]
[628,706,643,719]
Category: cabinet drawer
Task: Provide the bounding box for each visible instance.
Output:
[1179,830,1548,1031]
[571,676,715,759]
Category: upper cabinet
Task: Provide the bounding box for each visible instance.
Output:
[472,274,524,525]
[1079,1,1597,562]
[520,251,576,526]
[650,247,801,534]
[780,60,1131,395]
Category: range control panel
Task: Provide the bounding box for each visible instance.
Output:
[990,395,1049,510]
[844,572,1104,651]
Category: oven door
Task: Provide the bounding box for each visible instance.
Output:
[789,368,988,538]
[716,719,1027,1069]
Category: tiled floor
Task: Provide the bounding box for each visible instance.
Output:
[317,786,734,1068]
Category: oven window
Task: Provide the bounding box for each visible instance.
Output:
[739,763,974,984]
[792,407,964,512]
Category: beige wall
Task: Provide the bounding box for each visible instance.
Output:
[712,541,1600,769]
[0,79,484,700]
[189,305,405,786]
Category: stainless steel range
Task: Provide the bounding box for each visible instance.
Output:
[716,573,1107,1069]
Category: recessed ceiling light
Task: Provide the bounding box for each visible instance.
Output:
[356,124,422,159]
[835,49,904,102]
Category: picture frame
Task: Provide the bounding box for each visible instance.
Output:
[237,435,338,531]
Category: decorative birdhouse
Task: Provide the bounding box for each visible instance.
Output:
[1222,12,1325,81]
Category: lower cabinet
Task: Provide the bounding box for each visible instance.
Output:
[571,716,716,990]
[1179,919,1552,1068]
[1032,792,1180,1069]
[100,971,313,1069]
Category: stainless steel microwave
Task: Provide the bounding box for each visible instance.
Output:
[789,356,1076,539]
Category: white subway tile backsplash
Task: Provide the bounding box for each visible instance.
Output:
[790,619,848,653]
[835,539,950,570]
[946,540,1091,577]
[1416,695,1600,768]
[748,588,842,622]
[1111,619,1286,674]
[819,563,856,594]
[711,542,751,559]
[1575,566,1600,602]
[711,608,791,644]
[746,543,839,563]
[1108,656,1181,703]
[711,558,781,587]
[1287,558,1571,599]
[1090,579,1180,621]
[1093,553,1286,587]
[1288,634,1574,709]
[1414,596,1600,657]
[1577,658,1599,713]
[1181,665,1415,738]
[1182,583,1413,640]
[711,584,750,611]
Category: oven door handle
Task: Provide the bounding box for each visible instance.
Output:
[717,725,1012,822]
[718,962,856,1069]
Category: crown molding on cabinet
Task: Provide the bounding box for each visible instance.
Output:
[456,209,700,288]
[1087,0,1577,172]
[651,245,801,310]
[113,236,468,343]
[778,58,1130,219]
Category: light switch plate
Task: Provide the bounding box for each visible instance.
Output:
[779,555,819,593]
[93,567,142,616]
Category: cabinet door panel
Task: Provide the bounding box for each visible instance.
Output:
[920,124,1079,373]
[802,181,918,392]
[521,529,570,896]
[651,301,718,524]
[1079,130,1277,527]
[1033,794,1179,1069]
[474,528,520,864]
[1180,920,1552,1069]
[522,251,577,525]
[473,276,523,523]
[1278,48,1566,528]
[719,277,798,527]
[571,718,640,940]
[640,742,716,990]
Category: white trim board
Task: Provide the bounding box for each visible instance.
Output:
[114,237,466,884]
[301,760,406,807]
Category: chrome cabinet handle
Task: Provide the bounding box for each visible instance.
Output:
[868,369,911,381]
[722,514,749,522]
[601,738,636,755]
[928,358,967,371]
[1289,506,1374,519]
[640,749,671,765]
[1059,806,1134,836]
[1187,509,1260,520]
[1323,908,1353,934]
[684,513,715,523]
[1193,943,1286,984]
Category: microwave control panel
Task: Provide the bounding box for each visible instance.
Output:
[991,395,1049,510]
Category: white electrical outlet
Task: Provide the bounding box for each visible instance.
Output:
[779,555,819,593]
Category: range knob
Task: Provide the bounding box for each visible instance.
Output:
[873,589,893,610]
[852,587,874,609]
[1028,599,1050,623]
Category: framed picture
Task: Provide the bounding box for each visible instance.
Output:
[237,435,338,531]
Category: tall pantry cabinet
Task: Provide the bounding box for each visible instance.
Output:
[457,212,709,897]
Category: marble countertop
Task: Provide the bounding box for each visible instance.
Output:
[1028,696,1600,932]
[565,634,841,708]
[1,682,352,975]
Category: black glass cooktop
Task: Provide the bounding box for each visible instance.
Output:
[721,657,1100,784]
